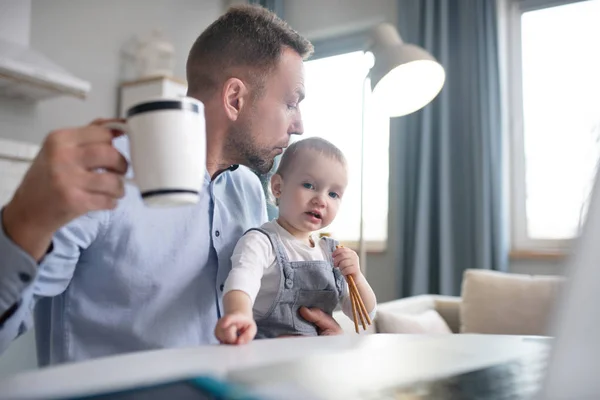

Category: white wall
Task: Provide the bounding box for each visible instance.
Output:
[29,0,221,143]
[0,0,222,377]
[0,0,31,45]
[510,258,565,276]
[0,0,222,145]
[0,97,38,143]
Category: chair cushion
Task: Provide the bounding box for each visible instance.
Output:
[376,309,453,334]
[460,269,564,335]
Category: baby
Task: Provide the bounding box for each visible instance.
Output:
[215,137,377,344]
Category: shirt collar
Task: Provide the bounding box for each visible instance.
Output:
[273,220,318,249]
[207,164,240,184]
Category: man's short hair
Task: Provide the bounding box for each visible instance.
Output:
[186,4,313,100]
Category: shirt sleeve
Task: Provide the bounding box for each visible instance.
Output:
[0,209,107,354]
[340,280,377,321]
[0,209,40,316]
[223,230,274,305]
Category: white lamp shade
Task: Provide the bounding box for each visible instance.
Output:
[369,23,446,117]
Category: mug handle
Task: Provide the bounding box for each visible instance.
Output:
[101,121,136,187]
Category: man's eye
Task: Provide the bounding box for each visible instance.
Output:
[302,183,314,190]
[287,104,298,110]
[329,192,339,199]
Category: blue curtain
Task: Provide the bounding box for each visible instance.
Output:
[393,0,507,297]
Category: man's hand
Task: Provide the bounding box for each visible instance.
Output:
[215,313,257,345]
[2,119,128,260]
[299,307,343,336]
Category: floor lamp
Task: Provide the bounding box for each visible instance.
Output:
[358,23,445,276]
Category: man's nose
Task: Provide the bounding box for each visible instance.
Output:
[289,110,303,136]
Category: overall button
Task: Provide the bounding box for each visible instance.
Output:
[215,231,220,237]
[285,279,293,288]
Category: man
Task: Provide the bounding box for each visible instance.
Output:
[0,5,341,366]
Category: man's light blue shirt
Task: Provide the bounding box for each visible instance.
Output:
[0,163,267,365]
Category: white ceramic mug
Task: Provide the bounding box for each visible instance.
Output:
[105,97,206,207]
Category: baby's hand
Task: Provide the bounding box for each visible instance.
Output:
[214,313,257,345]
[332,246,362,279]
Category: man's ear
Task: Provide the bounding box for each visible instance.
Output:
[271,174,283,202]
[222,78,248,121]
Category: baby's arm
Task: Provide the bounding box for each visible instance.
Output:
[223,290,253,317]
[216,291,255,345]
[340,275,377,320]
[214,231,273,344]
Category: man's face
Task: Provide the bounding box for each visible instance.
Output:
[227,48,305,174]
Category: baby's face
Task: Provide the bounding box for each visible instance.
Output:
[277,150,348,233]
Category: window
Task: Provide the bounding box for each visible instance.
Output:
[298,51,390,250]
[508,0,600,252]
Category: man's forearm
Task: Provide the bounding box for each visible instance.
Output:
[3,202,55,262]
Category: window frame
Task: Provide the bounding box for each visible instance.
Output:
[506,0,594,254]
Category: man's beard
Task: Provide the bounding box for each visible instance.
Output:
[225,121,275,174]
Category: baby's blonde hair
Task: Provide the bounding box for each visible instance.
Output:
[276,137,346,177]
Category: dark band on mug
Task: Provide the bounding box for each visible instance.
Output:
[127,101,200,118]
[141,189,200,199]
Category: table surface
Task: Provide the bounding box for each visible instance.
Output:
[0,334,551,400]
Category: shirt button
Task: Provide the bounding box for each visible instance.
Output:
[18,273,31,283]
[220,284,224,292]
[215,230,220,237]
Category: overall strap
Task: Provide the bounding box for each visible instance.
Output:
[243,228,289,267]
[244,227,295,288]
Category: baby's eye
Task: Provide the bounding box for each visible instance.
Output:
[329,192,339,199]
[302,182,314,190]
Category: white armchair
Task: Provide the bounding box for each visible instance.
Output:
[334,269,564,336]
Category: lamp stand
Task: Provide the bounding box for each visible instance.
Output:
[358,70,369,277]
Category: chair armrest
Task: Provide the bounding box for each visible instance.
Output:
[434,297,462,333]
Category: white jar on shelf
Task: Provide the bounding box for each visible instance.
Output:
[134,29,175,79]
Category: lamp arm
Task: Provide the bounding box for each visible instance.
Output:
[358,67,370,276]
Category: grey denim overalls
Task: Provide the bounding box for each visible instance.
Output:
[247,228,346,339]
